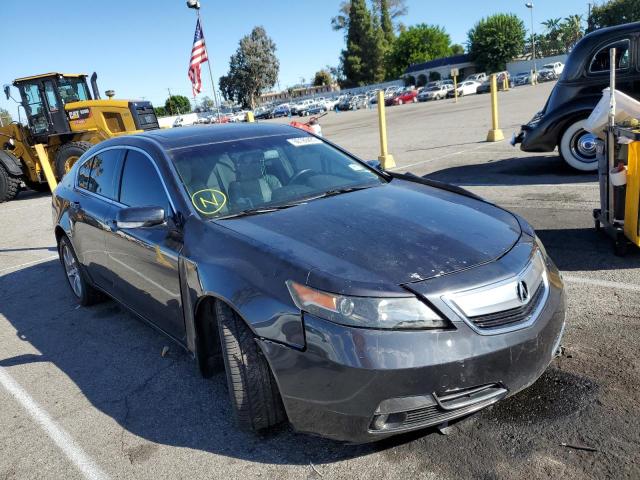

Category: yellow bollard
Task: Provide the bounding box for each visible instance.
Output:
[486,74,504,142]
[33,144,58,192]
[246,111,255,123]
[376,90,395,169]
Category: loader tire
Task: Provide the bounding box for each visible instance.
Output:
[54,142,92,179]
[0,163,21,203]
[216,300,286,432]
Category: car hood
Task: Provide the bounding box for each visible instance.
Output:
[217,179,521,294]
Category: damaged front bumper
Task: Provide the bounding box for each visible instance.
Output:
[259,247,566,443]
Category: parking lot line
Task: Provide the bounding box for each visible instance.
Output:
[563,275,640,293]
[0,366,110,480]
[0,255,58,275]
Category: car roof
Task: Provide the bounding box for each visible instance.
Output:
[136,123,301,150]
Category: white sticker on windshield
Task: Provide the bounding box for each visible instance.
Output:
[287,137,323,147]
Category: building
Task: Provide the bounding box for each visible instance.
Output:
[260,84,340,104]
[404,54,479,85]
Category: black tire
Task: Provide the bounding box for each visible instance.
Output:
[54,142,92,179]
[216,300,286,432]
[58,235,103,306]
[0,163,21,203]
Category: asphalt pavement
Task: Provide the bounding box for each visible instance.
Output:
[1,82,639,479]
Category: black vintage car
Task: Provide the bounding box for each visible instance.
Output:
[513,22,640,171]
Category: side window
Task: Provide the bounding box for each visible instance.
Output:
[77,158,93,191]
[119,150,170,212]
[589,39,630,73]
[88,149,123,199]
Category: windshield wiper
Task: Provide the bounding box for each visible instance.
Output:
[216,204,297,220]
[295,185,375,203]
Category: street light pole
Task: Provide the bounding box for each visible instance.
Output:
[526,2,537,85]
[187,0,221,121]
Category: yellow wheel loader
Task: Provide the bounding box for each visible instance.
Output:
[0,72,159,202]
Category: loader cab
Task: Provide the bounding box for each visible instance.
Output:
[13,73,92,142]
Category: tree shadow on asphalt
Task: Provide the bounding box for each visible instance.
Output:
[423,154,596,186]
[0,259,428,465]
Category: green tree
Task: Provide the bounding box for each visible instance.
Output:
[340,0,375,87]
[387,24,452,78]
[165,95,191,115]
[153,106,167,117]
[332,0,407,33]
[313,69,333,86]
[560,14,584,51]
[219,26,279,108]
[588,0,640,32]
[450,44,465,55]
[379,0,395,45]
[0,108,12,126]
[467,14,526,72]
[200,96,215,111]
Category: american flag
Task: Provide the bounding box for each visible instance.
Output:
[188,18,209,96]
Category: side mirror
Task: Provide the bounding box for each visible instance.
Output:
[366,159,382,171]
[116,206,165,229]
[4,85,10,100]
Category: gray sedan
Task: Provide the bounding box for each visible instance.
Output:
[52,124,566,442]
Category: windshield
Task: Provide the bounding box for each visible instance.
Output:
[542,64,554,69]
[171,133,385,219]
[427,87,439,92]
[57,77,90,104]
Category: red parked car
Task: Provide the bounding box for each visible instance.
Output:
[387,88,418,106]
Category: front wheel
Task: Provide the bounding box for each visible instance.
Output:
[559,118,598,172]
[217,301,286,432]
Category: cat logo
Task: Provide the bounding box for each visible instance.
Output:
[191,189,227,215]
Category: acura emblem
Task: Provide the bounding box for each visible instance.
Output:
[517,281,530,303]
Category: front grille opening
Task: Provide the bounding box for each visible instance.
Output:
[469,282,545,330]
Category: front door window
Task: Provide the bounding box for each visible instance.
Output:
[21,83,48,135]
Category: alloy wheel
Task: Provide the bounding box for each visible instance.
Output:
[62,243,83,298]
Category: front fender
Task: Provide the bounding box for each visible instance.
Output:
[521,98,597,153]
[180,217,308,354]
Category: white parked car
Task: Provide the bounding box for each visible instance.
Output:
[322,97,339,110]
[465,73,487,82]
[538,62,565,81]
[448,80,481,97]
[418,85,449,101]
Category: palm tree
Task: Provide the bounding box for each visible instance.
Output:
[542,17,562,32]
[561,14,584,52]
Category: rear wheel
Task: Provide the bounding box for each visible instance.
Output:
[58,235,103,306]
[0,163,21,203]
[559,118,598,172]
[216,300,286,432]
[54,141,92,179]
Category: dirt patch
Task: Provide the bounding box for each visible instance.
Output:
[485,368,598,424]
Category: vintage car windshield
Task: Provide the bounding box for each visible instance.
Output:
[170,133,385,218]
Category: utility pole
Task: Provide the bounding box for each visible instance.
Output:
[187,0,221,121]
[526,2,537,84]
[167,87,176,115]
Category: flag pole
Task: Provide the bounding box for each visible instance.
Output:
[188,1,221,121]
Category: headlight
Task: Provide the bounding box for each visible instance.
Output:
[287,281,449,330]
[534,235,548,259]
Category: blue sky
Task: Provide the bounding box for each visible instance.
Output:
[2,0,590,116]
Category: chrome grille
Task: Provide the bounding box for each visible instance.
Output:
[468,282,545,329]
[444,251,548,334]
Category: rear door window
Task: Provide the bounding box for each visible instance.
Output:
[589,39,630,74]
[87,149,123,200]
